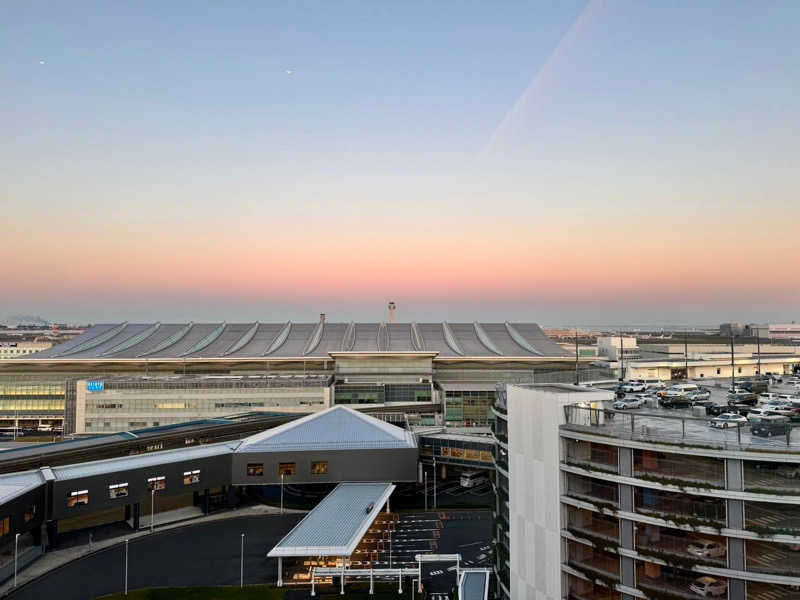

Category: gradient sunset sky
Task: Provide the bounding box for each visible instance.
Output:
[2,1,799,325]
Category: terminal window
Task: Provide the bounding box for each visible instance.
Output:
[311,461,328,475]
[24,505,36,522]
[183,470,200,485]
[279,462,296,476]
[0,517,8,536]
[147,476,166,491]
[247,463,264,477]
[67,490,89,507]
[109,483,129,499]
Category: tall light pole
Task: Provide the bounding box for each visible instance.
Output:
[280,473,284,515]
[619,332,625,381]
[150,489,155,533]
[433,455,437,510]
[124,539,129,596]
[14,532,20,587]
[756,329,762,375]
[684,330,689,380]
[240,533,245,587]
[424,471,428,511]
[730,334,736,391]
[574,328,579,385]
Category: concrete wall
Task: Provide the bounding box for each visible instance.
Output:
[506,385,613,600]
[231,447,419,486]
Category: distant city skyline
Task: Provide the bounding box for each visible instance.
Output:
[2,1,799,324]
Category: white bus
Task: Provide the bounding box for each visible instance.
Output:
[0,427,24,438]
[460,470,489,488]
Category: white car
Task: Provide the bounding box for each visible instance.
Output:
[665,384,699,398]
[614,397,646,409]
[690,576,728,597]
[687,539,726,559]
[746,407,770,422]
[710,413,747,428]
[620,381,647,393]
[763,404,794,417]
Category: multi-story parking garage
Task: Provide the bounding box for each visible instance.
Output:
[0,318,614,433]
[492,384,800,600]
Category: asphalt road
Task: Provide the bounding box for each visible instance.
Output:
[9,514,303,600]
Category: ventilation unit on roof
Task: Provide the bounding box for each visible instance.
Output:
[365,502,375,514]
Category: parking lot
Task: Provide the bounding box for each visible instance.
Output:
[577,381,800,452]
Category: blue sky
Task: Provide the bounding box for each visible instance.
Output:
[1,1,799,325]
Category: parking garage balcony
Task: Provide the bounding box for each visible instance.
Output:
[743,460,800,495]
[565,440,619,474]
[634,488,726,527]
[745,539,800,576]
[567,573,621,600]
[633,449,725,489]
[566,507,620,544]
[635,561,730,600]
[634,523,726,567]
[567,539,620,583]
[566,473,619,508]
[744,500,800,536]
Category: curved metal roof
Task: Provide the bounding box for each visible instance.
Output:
[21,321,568,360]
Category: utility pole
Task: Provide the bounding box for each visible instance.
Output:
[280,473,284,515]
[240,533,245,587]
[619,332,625,381]
[574,328,579,385]
[124,539,129,596]
[684,331,689,380]
[756,329,762,375]
[424,471,428,511]
[730,334,736,391]
[433,455,437,509]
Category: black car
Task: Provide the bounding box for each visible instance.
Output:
[752,416,791,437]
[661,397,692,409]
[706,404,728,416]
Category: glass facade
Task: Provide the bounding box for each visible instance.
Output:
[333,383,432,405]
[443,390,495,426]
[76,376,329,433]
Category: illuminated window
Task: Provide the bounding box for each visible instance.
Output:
[183,470,200,485]
[311,461,328,475]
[0,517,9,536]
[24,505,36,522]
[247,463,263,477]
[147,476,166,491]
[279,463,296,476]
[67,490,89,507]
[109,483,129,499]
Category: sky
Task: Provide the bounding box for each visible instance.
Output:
[1,1,799,326]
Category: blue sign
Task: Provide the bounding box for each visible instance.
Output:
[87,381,104,392]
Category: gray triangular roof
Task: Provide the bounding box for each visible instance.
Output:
[236,405,416,452]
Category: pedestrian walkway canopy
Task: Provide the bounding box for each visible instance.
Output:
[268,482,395,557]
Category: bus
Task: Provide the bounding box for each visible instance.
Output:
[0,427,25,438]
[460,470,489,488]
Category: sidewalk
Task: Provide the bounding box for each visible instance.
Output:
[0,503,306,598]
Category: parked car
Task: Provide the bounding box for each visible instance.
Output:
[665,384,699,399]
[661,396,693,409]
[751,416,791,437]
[687,539,726,559]
[686,388,711,402]
[710,413,747,428]
[746,407,770,422]
[614,397,646,410]
[690,576,728,597]
[776,464,800,479]
[620,381,647,393]
[762,402,794,417]
[706,404,727,416]
[727,390,757,406]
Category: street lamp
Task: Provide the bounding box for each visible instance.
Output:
[280,472,284,515]
[14,532,20,587]
[124,538,129,596]
[150,488,155,533]
[240,533,245,587]
[433,456,437,510]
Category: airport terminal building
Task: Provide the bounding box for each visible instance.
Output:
[0,318,612,434]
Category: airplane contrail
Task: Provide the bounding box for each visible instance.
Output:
[484,0,606,154]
